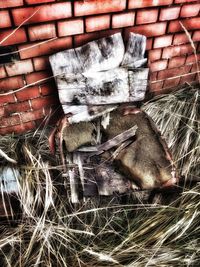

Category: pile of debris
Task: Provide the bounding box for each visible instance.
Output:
[49,33,178,203]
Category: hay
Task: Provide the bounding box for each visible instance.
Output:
[0,84,200,266]
[143,84,200,182]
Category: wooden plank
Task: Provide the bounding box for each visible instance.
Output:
[49,33,125,76]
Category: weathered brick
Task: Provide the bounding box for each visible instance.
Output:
[25,0,55,4]
[28,23,56,41]
[125,22,167,38]
[0,0,23,8]
[0,114,21,128]
[129,0,173,9]
[162,44,196,59]
[193,30,200,42]
[5,60,34,76]
[75,0,126,16]
[0,28,27,46]
[33,56,50,71]
[169,17,200,33]
[149,59,168,72]
[4,101,31,115]
[12,2,72,26]
[16,86,40,101]
[0,66,6,79]
[74,29,121,47]
[136,9,158,25]
[186,54,200,64]
[150,72,157,81]
[0,121,35,135]
[26,71,51,85]
[18,37,72,59]
[175,0,199,3]
[58,19,84,37]
[21,109,44,123]
[0,76,24,91]
[163,77,180,88]
[86,15,110,32]
[180,73,197,84]
[153,35,173,48]
[0,94,16,105]
[180,3,200,17]
[112,12,135,29]
[158,65,192,79]
[31,95,58,109]
[159,7,180,21]
[173,32,190,45]
[150,81,164,92]
[168,56,186,69]
[146,38,153,50]
[0,11,11,28]
[148,49,162,62]
[40,83,56,96]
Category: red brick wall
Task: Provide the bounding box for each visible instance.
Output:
[0,0,199,135]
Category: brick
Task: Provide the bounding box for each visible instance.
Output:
[31,95,58,110]
[186,54,200,64]
[40,83,56,96]
[0,121,35,135]
[21,109,44,123]
[0,114,21,128]
[12,2,72,26]
[74,29,121,47]
[154,35,173,48]
[86,15,110,33]
[190,63,199,73]
[18,37,72,59]
[136,9,158,25]
[0,107,4,117]
[4,101,31,115]
[25,0,55,4]
[0,95,16,105]
[75,0,126,16]
[58,19,84,37]
[0,66,6,79]
[159,7,180,21]
[169,18,200,33]
[125,22,167,38]
[128,0,173,9]
[158,65,192,79]
[0,11,11,28]
[33,56,50,71]
[112,12,135,29]
[16,86,40,101]
[163,77,180,88]
[148,49,162,62]
[150,81,163,92]
[0,0,23,8]
[162,44,196,59]
[0,28,27,46]
[149,59,168,72]
[26,71,51,85]
[180,73,197,84]
[193,31,200,42]
[146,38,153,50]
[28,23,56,41]
[5,60,34,76]
[168,56,186,69]
[175,0,199,3]
[181,3,200,17]
[173,32,190,45]
[0,76,24,92]
[150,72,157,81]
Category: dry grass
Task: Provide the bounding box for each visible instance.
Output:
[0,83,199,266]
